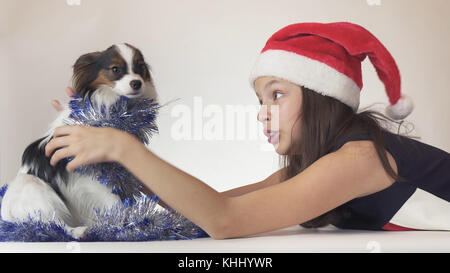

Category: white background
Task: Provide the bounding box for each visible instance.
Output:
[1,0,449,192]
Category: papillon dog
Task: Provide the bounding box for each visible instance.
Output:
[1,43,158,238]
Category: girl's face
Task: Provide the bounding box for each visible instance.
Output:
[254,76,303,155]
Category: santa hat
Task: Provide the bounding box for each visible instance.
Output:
[249,22,413,120]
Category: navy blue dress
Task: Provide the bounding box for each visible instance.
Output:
[328,130,450,231]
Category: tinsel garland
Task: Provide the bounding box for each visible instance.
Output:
[0,94,209,241]
[0,185,208,241]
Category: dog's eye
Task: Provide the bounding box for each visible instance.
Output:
[138,63,147,70]
[111,66,121,74]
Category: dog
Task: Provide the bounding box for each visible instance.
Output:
[1,43,158,238]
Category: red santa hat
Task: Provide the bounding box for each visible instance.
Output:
[249,22,413,120]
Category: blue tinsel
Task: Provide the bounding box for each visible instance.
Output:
[0,185,208,241]
[0,94,209,241]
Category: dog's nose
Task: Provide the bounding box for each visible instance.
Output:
[130,80,142,91]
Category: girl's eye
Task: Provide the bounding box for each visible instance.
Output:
[274,91,283,100]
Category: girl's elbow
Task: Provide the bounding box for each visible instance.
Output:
[206,197,237,240]
[208,211,235,240]
[208,218,232,240]
[210,232,228,240]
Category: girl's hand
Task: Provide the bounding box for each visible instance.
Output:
[51,87,75,112]
[45,125,132,172]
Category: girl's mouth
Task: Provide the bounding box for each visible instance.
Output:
[268,131,279,144]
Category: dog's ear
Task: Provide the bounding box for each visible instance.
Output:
[72,51,102,95]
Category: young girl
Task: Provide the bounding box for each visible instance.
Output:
[46,22,450,239]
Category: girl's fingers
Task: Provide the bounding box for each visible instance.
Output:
[53,125,80,138]
[66,87,74,98]
[66,156,85,172]
[51,87,74,113]
[45,136,71,157]
[50,147,74,166]
[51,99,63,112]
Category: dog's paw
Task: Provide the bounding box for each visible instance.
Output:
[68,226,88,240]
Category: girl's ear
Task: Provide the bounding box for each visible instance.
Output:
[71,51,101,95]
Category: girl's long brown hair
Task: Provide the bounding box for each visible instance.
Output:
[279,86,418,228]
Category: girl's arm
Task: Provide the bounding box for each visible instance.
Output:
[220,167,285,197]
[46,126,396,240]
[118,138,396,239]
[150,167,284,209]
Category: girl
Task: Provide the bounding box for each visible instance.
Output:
[46,22,450,239]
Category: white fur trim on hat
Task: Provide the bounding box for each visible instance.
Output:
[249,49,361,111]
[385,94,414,120]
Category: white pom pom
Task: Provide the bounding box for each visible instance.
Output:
[385,94,414,120]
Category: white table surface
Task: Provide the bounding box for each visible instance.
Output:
[1,225,450,253]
